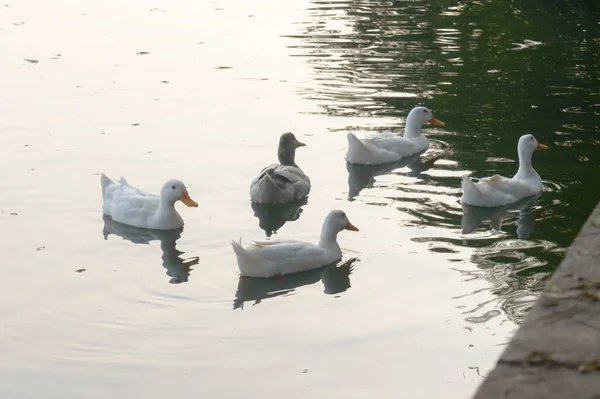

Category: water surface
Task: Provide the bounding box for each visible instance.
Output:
[0,0,598,398]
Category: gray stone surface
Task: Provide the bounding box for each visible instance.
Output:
[472,202,600,398]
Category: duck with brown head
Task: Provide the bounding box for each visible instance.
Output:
[249,132,311,205]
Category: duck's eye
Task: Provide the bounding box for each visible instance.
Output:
[171,185,176,189]
[341,212,346,217]
[423,109,427,113]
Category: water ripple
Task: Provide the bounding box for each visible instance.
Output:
[287,0,599,328]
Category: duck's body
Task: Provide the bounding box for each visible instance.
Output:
[461,134,548,208]
[250,165,310,204]
[345,106,445,165]
[101,174,198,230]
[250,132,311,204]
[231,210,358,278]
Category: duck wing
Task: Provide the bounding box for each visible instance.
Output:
[250,164,311,204]
[346,132,422,164]
[233,239,330,277]
[461,174,520,207]
[103,178,160,222]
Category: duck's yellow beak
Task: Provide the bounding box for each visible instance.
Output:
[536,142,548,150]
[296,140,306,148]
[345,221,359,231]
[180,191,199,207]
[429,114,445,127]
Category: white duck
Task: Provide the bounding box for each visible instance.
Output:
[231,210,358,278]
[461,134,548,207]
[345,106,445,165]
[250,132,311,204]
[101,174,198,230]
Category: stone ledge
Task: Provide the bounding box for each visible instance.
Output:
[472,202,600,398]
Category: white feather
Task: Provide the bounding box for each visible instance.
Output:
[231,210,359,278]
[461,134,547,207]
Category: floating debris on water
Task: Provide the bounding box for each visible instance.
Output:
[510,39,543,51]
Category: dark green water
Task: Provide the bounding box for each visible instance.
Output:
[287,0,600,322]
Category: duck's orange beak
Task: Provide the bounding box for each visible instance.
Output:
[536,142,548,150]
[429,114,445,126]
[345,221,359,231]
[180,191,199,207]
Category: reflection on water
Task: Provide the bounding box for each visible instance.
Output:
[233,257,356,309]
[388,162,558,324]
[251,198,308,238]
[347,140,448,199]
[347,151,422,200]
[461,192,542,239]
[2,0,598,397]
[453,238,559,324]
[289,0,598,326]
[102,216,199,284]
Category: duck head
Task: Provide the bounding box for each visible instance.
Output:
[324,210,359,233]
[518,134,548,157]
[408,106,445,127]
[405,106,445,138]
[277,132,306,166]
[161,179,198,207]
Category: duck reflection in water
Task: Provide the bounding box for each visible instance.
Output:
[250,197,308,238]
[233,257,357,310]
[102,215,199,284]
[461,192,542,239]
[347,151,444,200]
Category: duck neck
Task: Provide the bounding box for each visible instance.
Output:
[403,116,423,139]
[278,147,297,167]
[318,224,341,255]
[158,199,178,216]
[514,148,536,180]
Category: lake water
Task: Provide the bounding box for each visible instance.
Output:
[1,0,598,398]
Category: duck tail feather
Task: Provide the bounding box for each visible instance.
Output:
[461,174,480,194]
[346,132,375,164]
[231,237,245,256]
[346,132,368,151]
[100,174,115,196]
